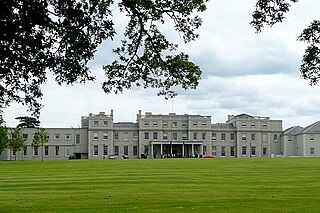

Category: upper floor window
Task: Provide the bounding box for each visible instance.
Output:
[93,132,99,140]
[144,121,149,126]
[153,132,158,140]
[182,133,187,140]
[65,134,71,140]
[163,133,168,140]
[75,134,81,144]
[202,133,206,140]
[163,122,168,127]
[288,136,293,142]
[230,133,235,141]
[144,132,149,140]
[153,121,158,126]
[93,120,99,126]
[241,122,247,128]
[241,133,247,141]
[251,133,255,141]
[172,122,178,127]
[182,122,187,127]
[310,135,315,142]
[274,134,278,141]
[262,134,267,142]
[114,132,119,140]
[212,133,216,141]
[103,120,108,126]
[133,132,138,141]
[192,122,197,126]
[172,132,178,140]
[202,122,206,126]
[221,133,226,141]
[251,123,256,128]
[262,123,267,128]
[193,132,197,140]
[22,134,28,139]
[54,134,61,140]
[123,132,128,141]
[103,132,108,140]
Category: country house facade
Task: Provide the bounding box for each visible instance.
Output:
[1,110,319,160]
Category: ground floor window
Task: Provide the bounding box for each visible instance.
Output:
[65,147,71,157]
[44,146,49,156]
[55,146,59,156]
[262,147,267,156]
[310,148,315,155]
[242,146,247,156]
[221,146,226,157]
[93,145,98,156]
[34,147,38,156]
[251,146,256,156]
[212,146,217,156]
[144,145,149,155]
[203,146,207,155]
[124,146,128,155]
[12,149,16,156]
[114,146,119,155]
[230,146,235,157]
[103,145,108,155]
[133,146,138,156]
[23,146,27,156]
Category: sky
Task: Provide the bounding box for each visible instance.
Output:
[3,0,320,129]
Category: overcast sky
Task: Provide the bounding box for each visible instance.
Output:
[3,0,320,129]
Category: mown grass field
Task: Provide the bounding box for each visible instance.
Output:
[0,158,320,212]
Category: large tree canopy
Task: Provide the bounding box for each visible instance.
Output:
[251,0,320,85]
[0,0,207,115]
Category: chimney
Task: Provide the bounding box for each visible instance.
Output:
[110,109,114,116]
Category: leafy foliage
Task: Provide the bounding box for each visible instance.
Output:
[32,128,49,161]
[15,116,40,128]
[0,0,207,115]
[0,118,8,155]
[7,128,25,160]
[251,0,320,85]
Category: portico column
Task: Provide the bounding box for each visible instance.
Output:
[170,142,173,155]
[182,143,185,157]
[160,144,163,156]
[151,143,153,158]
[200,144,203,156]
[192,144,194,155]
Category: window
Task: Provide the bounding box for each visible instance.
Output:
[193,132,197,140]
[221,146,226,157]
[133,146,138,156]
[133,132,138,141]
[221,133,226,141]
[262,123,267,128]
[75,134,81,144]
[182,122,187,127]
[103,132,108,140]
[65,147,70,156]
[262,134,267,142]
[144,132,149,140]
[202,122,206,126]
[83,120,88,127]
[212,133,217,141]
[124,146,128,155]
[230,147,235,157]
[33,147,38,156]
[172,132,177,140]
[212,146,217,156]
[163,122,168,127]
[44,146,48,156]
[144,121,149,126]
[288,136,292,142]
[103,145,108,155]
[12,149,16,156]
[153,121,158,126]
[251,133,255,141]
[203,146,207,155]
[114,146,119,155]
[242,133,247,141]
[54,134,61,140]
[202,133,206,140]
[93,132,99,140]
[54,146,59,156]
[251,146,256,156]
[123,132,128,141]
[144,145,149,154]
[242,146,247,156]
[274,134,278,142]
[103,120,108,126]
[163,133,168,140]
[153,132,158,140]
[251,123,256,128]
[230,133,235,141]
[172,122,178,127]
[93,145,98,156]
[93,120,99,126]
[310,135,314,142]
[65,134,71,140]
[242,122,247,128]
[182,133,187,140]
[192,122,197,126]
[114,132,119,140]
[22,134,28,139]
[262,147,267,156]
[23,146,27,156]
[310,148,315,155]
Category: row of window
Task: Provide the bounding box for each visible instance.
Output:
[22,133,81,144]
[240,122,268,128]
[211,146,268,157]
[93,145,138,156]
[212,133,278,142]
[12,146,70,157]
[144,132,207,140]
[143,121,208,128]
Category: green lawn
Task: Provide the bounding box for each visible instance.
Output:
[0,158,319,212]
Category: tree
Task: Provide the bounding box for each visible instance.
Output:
[0,117,8,157]
[0,0,208,115]
[7,128,25,161]
[32,128,49,161]
[251,0,320,85]
[15,116,40,128]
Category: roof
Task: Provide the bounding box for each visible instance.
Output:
[283,126,304,135]
[300,121,320,134]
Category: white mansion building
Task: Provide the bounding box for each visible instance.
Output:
[1,110,320,160]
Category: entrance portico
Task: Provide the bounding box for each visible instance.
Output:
[150,141,204,158]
